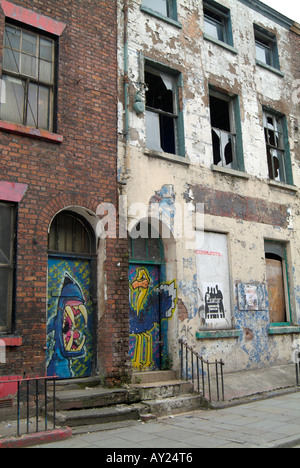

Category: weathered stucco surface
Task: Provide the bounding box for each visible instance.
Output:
[118,0,300,373]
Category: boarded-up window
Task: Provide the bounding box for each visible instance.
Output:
[265,242,290,325]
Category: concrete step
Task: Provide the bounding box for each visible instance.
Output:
[139,394,204,418]
[131,370,177,385]
[55,405,140,428]
[52,387,129,411]
[130,380,194,401]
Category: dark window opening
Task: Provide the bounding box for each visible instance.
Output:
[209,94,234,168]
[0,202,16,334]
[145,68,178,155]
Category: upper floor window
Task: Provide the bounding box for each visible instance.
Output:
[142,0,177,21]
[209,89,244,172]
[254,25,280,70]
[203,0,233,47]
[0,23,56,131]
[145,63,184,157]
[263,110,293,185]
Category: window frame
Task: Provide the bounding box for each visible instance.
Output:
[263,109,293,185]
[254,24,280,71]
[141,0,178,22]
[0,202,16,334]
[209,88,244,172]
[144,61,185,158]
[203,0,233,47]
[0,21,57,132]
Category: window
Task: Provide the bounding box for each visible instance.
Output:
[48,212,95,255]
[254,25,280,70]
[263,110,293,184]
[0,203,15,334]
[265,242,290,325]
[203,0,233,46]
[145,64,184,157]
[129,223,164,264]
[142,0,177,21]
[209,89,244,171]
[0,23,56,131]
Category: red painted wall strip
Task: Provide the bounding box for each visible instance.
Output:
[0,181,28,202]
[0,0,66,36]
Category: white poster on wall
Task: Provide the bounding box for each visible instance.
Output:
[196,231,232,329]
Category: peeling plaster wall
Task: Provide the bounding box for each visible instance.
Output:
[118,0,300,373]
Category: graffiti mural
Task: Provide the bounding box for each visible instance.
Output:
[47,257,94,379]
[129,265,177,371]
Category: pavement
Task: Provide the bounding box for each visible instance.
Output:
[1,364,299,448]
[32,391,300,449]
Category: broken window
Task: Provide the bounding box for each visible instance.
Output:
[145,67,179,156]
[254,25,279,70]
[142,0,177,21]
[209,92,237,169]
[265,242,290,325]
[203,1,233,46]
[0,202,15,334]
[0,23,56,131]
[263,111,288,183]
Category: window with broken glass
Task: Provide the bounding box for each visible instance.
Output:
[0,203,15,334]
[264,112,288,183]
[142,0,177,21]
[209,91,240,170]
[145,66,180,156]
[0,24,56,131]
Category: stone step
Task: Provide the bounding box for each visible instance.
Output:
[55,405,140,428]
[139,394,204,418]
[51,387,130,411]
[130,380,194,401]
[131,370,177,385]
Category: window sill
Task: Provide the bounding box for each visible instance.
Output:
[268,325,300,335]
[196,329,241,340]
[204,33,238,54]
[211,164,250,179]
[0,336,23,347]
[268,179,298,193]
[144,148,190,165]
[140,6,182,28]
[256,60,285,77]
[0,121,63,144]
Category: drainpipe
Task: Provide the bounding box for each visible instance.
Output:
[119,0,130,187]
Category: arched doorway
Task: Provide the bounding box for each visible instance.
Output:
[129,222,177,372]
[46,210,96,379]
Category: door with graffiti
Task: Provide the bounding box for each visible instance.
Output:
[47,256,94,379]
[129,264,177,372]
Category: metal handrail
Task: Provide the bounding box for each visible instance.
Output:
[179,339,225,402]
[0,375,58,437]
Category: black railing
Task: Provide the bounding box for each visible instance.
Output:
[296,358,300,387]
[179,339,225,402]
[0,375,57,437]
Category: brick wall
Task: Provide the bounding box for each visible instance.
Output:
[0,0,129,384]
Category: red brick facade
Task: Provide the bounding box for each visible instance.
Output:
[0,0,129,385]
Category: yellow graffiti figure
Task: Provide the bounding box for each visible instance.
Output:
[130,268,151,316]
